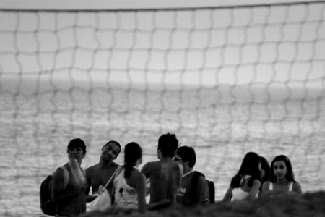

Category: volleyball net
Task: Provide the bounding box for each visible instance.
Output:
[0,0,325,215]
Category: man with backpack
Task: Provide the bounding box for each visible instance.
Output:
[175,145,214,206]
[40,138,87,216]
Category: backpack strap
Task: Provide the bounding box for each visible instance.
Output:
[60,165,69,189]
[191,171,204,203]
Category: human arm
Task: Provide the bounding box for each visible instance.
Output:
[51,167,84,203]
[292,181,303,195]
[141,163,150,178]
[135,172,147,212]
[84,168,97,203]
[248,179,261,199]
[260,181,270,198]
[222,187,233,202]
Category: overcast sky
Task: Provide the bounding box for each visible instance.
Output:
[0,0,324,90]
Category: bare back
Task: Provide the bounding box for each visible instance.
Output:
[141,160,182,204]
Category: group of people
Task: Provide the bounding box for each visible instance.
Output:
[223,152,302,201]
[50,133,302,217]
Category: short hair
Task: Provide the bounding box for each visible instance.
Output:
[157,132,179,157]
[67,138,87,154]
[176,146,196,168]
[102,140,121,155]
[269,155,295,183]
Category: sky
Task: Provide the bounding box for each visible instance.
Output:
[0,0,324,90]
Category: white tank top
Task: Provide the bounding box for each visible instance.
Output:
[113,168,138,208]
[231,175,251,201]
[269,182,293,191]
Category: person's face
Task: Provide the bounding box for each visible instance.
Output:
[101,143,120,162]
[274,161,287,179]
[68,146,85,163]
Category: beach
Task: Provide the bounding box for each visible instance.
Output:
[0,84,325,216]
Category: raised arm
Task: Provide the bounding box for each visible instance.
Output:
[260,181,270,198]
[84,168,97,203]
[52,168,83,202]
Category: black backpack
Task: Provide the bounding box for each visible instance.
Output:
[191,171,215,203]
[40,166,69,216]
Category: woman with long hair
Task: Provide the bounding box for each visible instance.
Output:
[223,152,262,201]
[112,142,169,211]
[112,142,145,211]
[261,155,302,197]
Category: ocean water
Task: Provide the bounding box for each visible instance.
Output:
[0,84,325,216]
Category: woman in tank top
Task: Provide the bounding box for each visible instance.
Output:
[112,142,145,211]
[112,142,169,212]
[261,155,302,197]
[222,152,262,201]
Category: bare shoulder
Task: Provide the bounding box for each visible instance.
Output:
[53,167,65,179]
[142,161,158,171]
[293,181,302,194]
[85,163,99,175]
[134,170,146,182]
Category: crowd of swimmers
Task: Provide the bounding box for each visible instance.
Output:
[50,132,303,216]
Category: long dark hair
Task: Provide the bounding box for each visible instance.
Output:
[260,156,270,184]
[269,155,295,183]
[123,142,142,179]
[230,152,261,188]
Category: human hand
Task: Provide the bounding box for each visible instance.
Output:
[97,185,105,195]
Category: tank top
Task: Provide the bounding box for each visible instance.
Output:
[269,182,293,191]
[113,168,138,208]
[231,175,251,201]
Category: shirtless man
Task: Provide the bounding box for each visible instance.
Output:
[141,133,182,206]
[85,140,121,203]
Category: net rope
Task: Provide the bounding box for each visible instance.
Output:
[0,1,325,216]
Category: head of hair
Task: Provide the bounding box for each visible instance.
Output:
[269,155,295,183]
[102,140,121,156]
[260,156,271,184]
[176,145,196,168]
[230,152,261,188]
[123,142,142,179]
[66,138,87,155]
[157,132,179,157]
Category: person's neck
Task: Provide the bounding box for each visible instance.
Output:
[276,177,289,185]
[100,158,115,169]
[183,167,193,175]
[160,156,173,162]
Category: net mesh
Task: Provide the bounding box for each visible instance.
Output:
[0,1,325,216]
